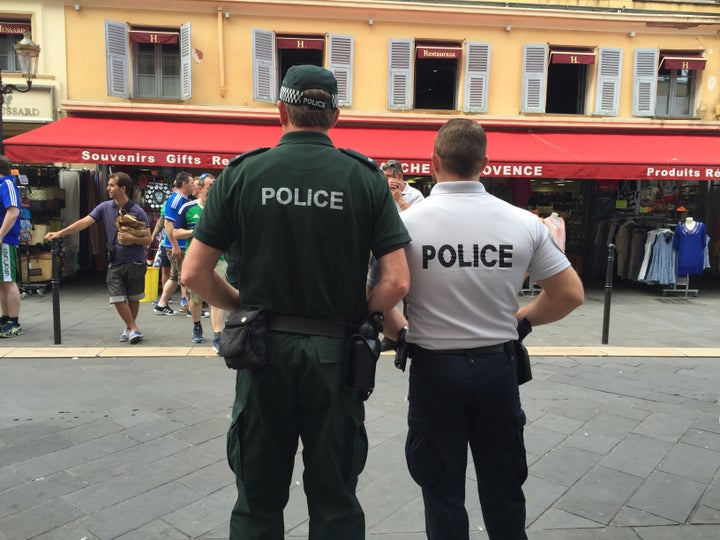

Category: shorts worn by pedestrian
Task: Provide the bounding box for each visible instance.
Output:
[182,65,410,540]
[371,119,584,540]
[45,172,152,344]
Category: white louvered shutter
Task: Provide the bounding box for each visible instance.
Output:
[521,44,548,113]
[388,38,413,110]
[633,48,658,117]
[463,42,491,113]
[105,20,129,98]
[180,22,192,100]
[253,28,276,103]
[329,34,353,106]
[595,48,622,116]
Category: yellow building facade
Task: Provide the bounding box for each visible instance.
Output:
[4,0,720,277]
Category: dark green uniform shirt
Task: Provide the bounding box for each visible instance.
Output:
[194,130,410,322]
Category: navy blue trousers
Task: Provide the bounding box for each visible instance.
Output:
[405,346,529,540]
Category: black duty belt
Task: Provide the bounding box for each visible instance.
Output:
[266,314,350,339]
[409,342,510,357]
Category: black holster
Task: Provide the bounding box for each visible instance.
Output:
[344,313,383,400]
[513,340,532,385]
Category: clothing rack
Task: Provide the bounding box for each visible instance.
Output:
[662,274,698,298]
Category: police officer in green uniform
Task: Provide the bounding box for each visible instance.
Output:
[183,65,411,540]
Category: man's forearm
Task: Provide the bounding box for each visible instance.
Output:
[0,210,18,240]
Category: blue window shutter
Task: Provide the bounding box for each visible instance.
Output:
[329,34,353,107]
[105,19,128,98]
[521,44,547,113]
[180,22,192,100]
[463,42,491,113]
[633,48,658,117]
[595,48,622,116]
[253,28,276,104]
[388,38,413,110]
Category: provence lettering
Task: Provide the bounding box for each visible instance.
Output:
[482,164,543,177]
[261,187,344,210]
[422,244,513,269]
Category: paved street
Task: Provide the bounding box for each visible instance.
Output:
[0,275,719,539]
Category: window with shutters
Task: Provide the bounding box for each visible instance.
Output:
[0,21,29,72]
[104,20,191,100]
[389,39,485,112]
[415,41,461,110]
[633,48,703,118]
[252,29,354,106]
[595,48,622,116]
[522,44,597,115]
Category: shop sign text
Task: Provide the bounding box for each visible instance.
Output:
[646,166,720,179]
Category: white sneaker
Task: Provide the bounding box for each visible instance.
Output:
[119,329,130,342]
[128,330,144,344]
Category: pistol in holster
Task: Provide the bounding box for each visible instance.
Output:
[344,312,384,400]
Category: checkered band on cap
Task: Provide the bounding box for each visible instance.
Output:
[279,85,339,109]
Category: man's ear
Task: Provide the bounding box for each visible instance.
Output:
[331,108,340,128]
[431,151,441,174]
[277,101,289,126]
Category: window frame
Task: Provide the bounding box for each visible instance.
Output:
[0,32,22,72]
[388,38,485,112]
[104,19,191,101]
[252,28,354,106]
[655,67,695,118]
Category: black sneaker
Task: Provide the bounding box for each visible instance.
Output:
[154,305,176,316]
[380,337,397,352]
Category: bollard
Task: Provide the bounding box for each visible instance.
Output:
[51,240,61,344]
[601,243,615,345]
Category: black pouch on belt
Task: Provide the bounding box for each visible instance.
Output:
[514,317,533,385]
[513,340,532,385]
[219,309,270,370]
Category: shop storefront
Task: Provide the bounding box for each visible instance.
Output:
[4,116,720,283]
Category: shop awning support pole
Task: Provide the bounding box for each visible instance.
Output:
[51,240,61,344]
[601,244,615,345]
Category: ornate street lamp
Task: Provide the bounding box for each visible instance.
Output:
[0,33,42,154]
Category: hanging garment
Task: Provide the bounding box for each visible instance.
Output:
[672,221,707,276]
[637,229,660,282]
[645,230,677,285]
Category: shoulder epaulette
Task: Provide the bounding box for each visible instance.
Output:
[228,147,271,166]
[339,148,380,171]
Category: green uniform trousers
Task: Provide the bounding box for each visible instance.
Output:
[227,332,368,540]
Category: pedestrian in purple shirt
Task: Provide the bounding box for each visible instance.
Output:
[45,172,152,344]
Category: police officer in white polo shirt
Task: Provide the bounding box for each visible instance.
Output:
[371,119,584,540]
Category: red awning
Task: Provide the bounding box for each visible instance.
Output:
[0,22,30,34]
[661,52,706,71]
[417,46,462,59]
[550,49,596,65]
[5,116,720,180]
[129,30,179,45]
[277,38,324,50]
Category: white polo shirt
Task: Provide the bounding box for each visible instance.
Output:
[378,181,570,350]
[396,183,425,211]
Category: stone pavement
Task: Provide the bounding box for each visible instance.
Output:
[0,274,719,539]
